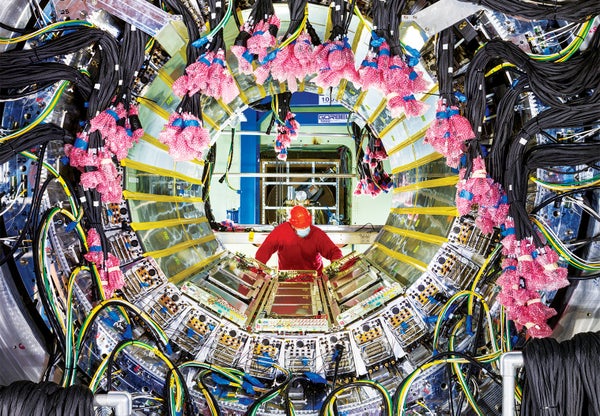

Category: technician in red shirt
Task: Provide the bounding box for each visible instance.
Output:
[255,205,343,274]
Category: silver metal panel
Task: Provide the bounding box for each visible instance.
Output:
[403,0,485,38]
[0,1,34,53]
[553,279,600,342]
[0,263,48,384]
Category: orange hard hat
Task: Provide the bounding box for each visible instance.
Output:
[289,206,311,229]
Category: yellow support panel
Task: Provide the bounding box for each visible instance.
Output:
[139,133,170,152]
[372,242,427,272]
[367,99,388,125]
[169,252,225,284]
[130,216,208,231]
[202,112,219,130]
[382,225,448,245]
[121,159,204,185]
[137,134,204,167]
[336,79,348,102]
[390,206,458,216]
[378,117,403,138]
[144,234,216,259]
[353,90,367,112]
[393,176,459,193]
[391,152,444,174]
[123,190,204,203]
[137,96,170,120]
[350,18,364,51]
[387,125,430,156]
[217,99,234,116]
[157,68,175,87]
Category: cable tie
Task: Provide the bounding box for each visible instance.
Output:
[519,137,527,145]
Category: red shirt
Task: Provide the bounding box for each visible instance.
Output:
[255,222,343,274]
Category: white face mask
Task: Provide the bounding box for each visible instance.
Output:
[295,227,310,238]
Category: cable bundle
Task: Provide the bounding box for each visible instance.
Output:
[0,381,94,416]
[495,105,600,337]
[269,0,319,92]
[312,0,359,89]
[159,111,212,161]
[356,0,402,92]
[271,92,299,160]
[82,228,124,297]
[0,61,93,100]
[521,332,600,416]
[159,0,213,162]
[465,36,600,124]
[357,0,429,118]
[424,28,474,169]
[174,0,238,103]
[0,123,72,163]
[459,0,600,23]
[353,124,393,197]
[230,0,280,78]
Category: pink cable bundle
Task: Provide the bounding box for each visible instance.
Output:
[474,185,509,234]
[534,246,569,290]
[102,253,125,298]
[231,15,280,79]
[79,151,123,203]
[104,109,144,161]
[230,44,254,74]
[496,258,556,338]
[455,156,496,216]
[358,52,381,90]
[158,112,211,162]
[274,112,299,160]
[89,103,138,161]
[475,191,509,234]
[353,177,379,197]
[270,32,316,92]
[382,56,429,118]
[82,228,125,298]
[387,94,429,118]
[64,134,95,169]
[246,15,280,61]
[364,137,388,168]
[424,100,474,168]
[313,37,359,89]
[89,103,127,139]
[497,231,569,337]
[173,50,238,103]
[357,39,390,91]
[83,228,103,264]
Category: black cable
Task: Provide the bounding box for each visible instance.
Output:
[392,349,502,413]
[244,371,292,416]
[0,61,94,99]
[318,379,391,416]
[458,0,600,23]
[197,371,223,416]
[519,334,600,416]
[0,381,94,416]
[32,207,72,355]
